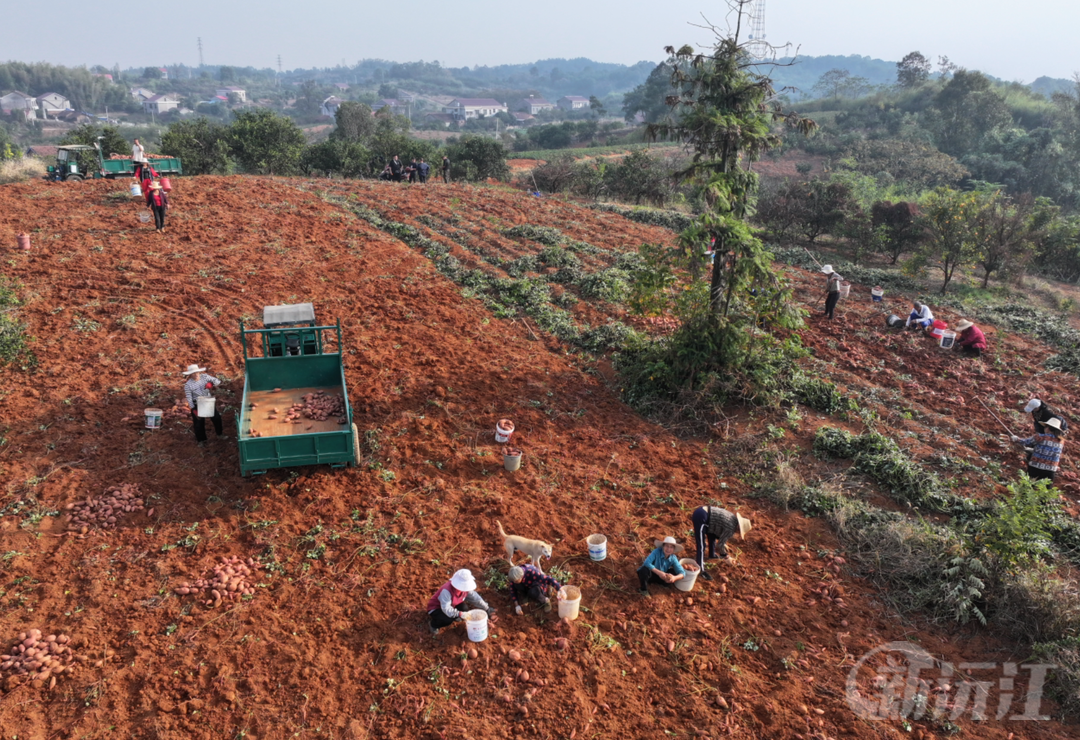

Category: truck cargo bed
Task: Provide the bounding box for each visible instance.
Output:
[242,385,347,438]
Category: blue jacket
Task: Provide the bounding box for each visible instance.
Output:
[641,547,685,576]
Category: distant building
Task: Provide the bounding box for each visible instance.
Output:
[442,98,507,121]
[511,112,536,125]
[36,93,70,118]
[92,73,114,81]
[519,96,554,115]
[1,91,36,118]
[320,96,344,117]
[130,87,155,102]
[143,94,181,115]
[373,99,409,116]
[557,95,590,111]
[215,86,247,102]
[158,67,169,80]
[398,91,416,102]
[333,83,349,91]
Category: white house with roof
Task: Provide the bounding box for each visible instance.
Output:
[442,98,507,120]
[143,94,180,115]
[557,95,590,111]
[36,92,70,118]
[320,96,344,117]
[519,96,554,115]
[215,86,247,102]
[1,92,36,118]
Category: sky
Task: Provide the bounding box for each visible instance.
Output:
[3,0,1078,83]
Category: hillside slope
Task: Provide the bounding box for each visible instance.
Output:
[0,177,1076,740]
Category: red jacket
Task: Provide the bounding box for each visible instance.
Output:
[426,580,466,613]
[150,189,168,208]
[958,325,987,350]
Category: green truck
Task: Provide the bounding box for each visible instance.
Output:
[46,142,182,182]
[236,303,359,476]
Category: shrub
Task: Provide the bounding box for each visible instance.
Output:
[0,157,46,185]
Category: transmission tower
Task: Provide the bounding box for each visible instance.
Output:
[277,55,282,74]
[745,0,768,57]
[197,37,204,68]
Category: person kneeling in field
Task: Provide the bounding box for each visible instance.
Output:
[507,564,562,615]
[905,301,934,330]
[426,569,496,636]
[637,536,685,597]
[953,319,987,357]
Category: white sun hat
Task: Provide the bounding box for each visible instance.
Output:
[182,364,206,375]
[821,264,834,274]
[1024,399,1042,413]
[450,569,476,591]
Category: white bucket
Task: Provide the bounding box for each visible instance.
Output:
[463,610,488,642]
[839,281,851,299]
[196,396,216,418]
[138,210,151,223]
[495,419,515,443]
[674,558,701,592]
[587,534,607,561]
[130,181,142,197]
[939,330,957,349]
[144,408,163,429]
[871,287,884,302]
[557,585,581,621]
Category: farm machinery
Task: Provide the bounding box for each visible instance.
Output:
[45,142,182,182]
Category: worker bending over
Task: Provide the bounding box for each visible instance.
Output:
[906,302,934,330]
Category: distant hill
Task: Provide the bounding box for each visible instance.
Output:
[1030,75,1076,98]
[769,54,899,98]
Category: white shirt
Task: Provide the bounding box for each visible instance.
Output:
[906,305,934,327]
[132,143,146,163]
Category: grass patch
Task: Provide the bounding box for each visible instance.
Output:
[0,276,36,369]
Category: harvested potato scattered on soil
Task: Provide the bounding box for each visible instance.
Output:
[65,483,145,535]
[284,391,346,422]
[0,630,75,686]
[173,556,262,607]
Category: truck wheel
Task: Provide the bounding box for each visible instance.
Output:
[351,423,361,467]
[65,174,83,182]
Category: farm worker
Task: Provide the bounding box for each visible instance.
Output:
[507,564,562,615]
[148,181,169,233]
[407,158,419,183]
[822,264,842,320]
[140,162,159,206]
[1024,398,1069,435]
[953,320,987,357]
[637,537,685,597]
[132,138,147,180]
[389,155,404,182]
[378,164,392,181]
[427,569,496,635]
[690,506,752,580]
[418,158,431,183]
[442,155,450,183]
[905,301,934,330]
[182,364,223,443]
[1011,417,1065,482]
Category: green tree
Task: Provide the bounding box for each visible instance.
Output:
[589,95,606,116]
[621,61,677,124]
[607,150,669,206]
[896,51,931,88]
[813,69,851,99]
[300,140,370,178]
[971,189,1045,288]
[330,101,376,143]
[297,80,322,116]
[444,135,510,182]
[930,70,1012,158]
[910,187,987,293]
[160,117,232,175]
[59,124,128,156]
[228,109,305,175]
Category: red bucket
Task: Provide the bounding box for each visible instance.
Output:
[160,176,172,192]
[16,233,30,251]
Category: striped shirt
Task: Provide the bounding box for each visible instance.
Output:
[705,507,740,542]
[183,374,221,410]
[507,565,561,609]
[1019,432,1064,473]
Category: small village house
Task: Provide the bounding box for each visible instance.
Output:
[519,96,554,115]
[215,86,247,102]
[442,98,507,121]
[143,94,181,115]
[557,95,590,111]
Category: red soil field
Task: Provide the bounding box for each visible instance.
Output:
[0,176,1076,740]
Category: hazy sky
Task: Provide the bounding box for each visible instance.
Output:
[3,0,1077,82]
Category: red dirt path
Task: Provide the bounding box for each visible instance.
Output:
[0,176,1076,740]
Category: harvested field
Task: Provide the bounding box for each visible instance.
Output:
[0,176,1076,740]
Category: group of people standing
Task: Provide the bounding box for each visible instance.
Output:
[132,139,169,233]
[380,155,451,184]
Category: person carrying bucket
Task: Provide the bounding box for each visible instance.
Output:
[426,569,496,636]
[690,506,752,580]
[182,363,223,443]
[1011,417,1066,483]
[905,301,934,331]
[952,319,986,358]
[822,265,842,320]
[148,181,169,233]
[507,564,562,615]
[637,537,686,597]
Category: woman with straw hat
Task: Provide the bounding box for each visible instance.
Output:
[953,319,986,357]
[822,265,842,320]
[182,364,223,443]
[1011,417,1066,483]
[690,506,752,580]
[636,536,686,597]
[148,180,169,233]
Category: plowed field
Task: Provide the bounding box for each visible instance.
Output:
[0,176,1076,740]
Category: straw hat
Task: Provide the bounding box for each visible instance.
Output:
[821,264,834,274]
[955,320,974,331]
[736,513,753,539]
[1046,417,1064,432]
[653,536,685,554]
[149,180,162,190]
[450,569,476,591]
[182,364,206,375]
